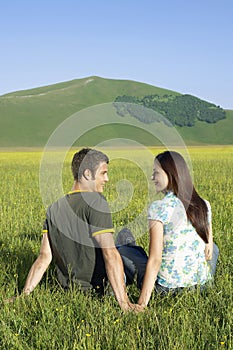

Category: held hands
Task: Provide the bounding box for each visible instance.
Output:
[120,301,146,313]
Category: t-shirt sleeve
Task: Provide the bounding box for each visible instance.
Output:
[42,219,48,234]
[148,200,168,223]
[88,194,114,237]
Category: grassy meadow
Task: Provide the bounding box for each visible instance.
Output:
[0,147,232,350]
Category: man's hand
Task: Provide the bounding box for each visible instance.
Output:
[4,295,17,303]
[5,287,33,303]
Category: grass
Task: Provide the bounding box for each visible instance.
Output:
[0,147,232,349]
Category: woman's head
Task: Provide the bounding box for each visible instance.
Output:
[154,151,193,200]
[151,160,169,193]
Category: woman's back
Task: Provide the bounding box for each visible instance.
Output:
[148,191,212,288]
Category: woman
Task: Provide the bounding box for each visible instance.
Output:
[138,151,219,307]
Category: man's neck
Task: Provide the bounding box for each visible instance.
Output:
[71,180,92,192]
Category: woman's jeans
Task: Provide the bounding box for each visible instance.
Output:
[117,243,219,294]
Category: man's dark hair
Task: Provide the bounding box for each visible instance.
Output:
[71,148,109,181]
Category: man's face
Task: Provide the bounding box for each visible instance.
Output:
[91,162,109,193]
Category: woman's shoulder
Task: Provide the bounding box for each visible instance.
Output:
[150,192,178,207]
[148,192,180,220]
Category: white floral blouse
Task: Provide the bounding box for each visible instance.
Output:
[148,191,212,288]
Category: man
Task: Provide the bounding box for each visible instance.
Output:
[13,148,143,311]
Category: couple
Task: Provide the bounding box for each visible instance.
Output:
[9,148,218,311]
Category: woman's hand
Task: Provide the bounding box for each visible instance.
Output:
[205,243,213,260]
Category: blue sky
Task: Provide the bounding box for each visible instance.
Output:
[1,0,232,109]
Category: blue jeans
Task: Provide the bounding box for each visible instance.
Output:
[207,243,219,276]
[117,245,148,289]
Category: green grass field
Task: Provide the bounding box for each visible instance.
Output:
[1,147,232,350]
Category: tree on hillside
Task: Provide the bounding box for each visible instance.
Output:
[113,94,226,127]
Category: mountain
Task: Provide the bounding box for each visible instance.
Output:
[0,76,232,147]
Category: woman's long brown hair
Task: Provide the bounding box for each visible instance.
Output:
[155,151,209,243]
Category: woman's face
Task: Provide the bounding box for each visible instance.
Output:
[151,160,169,193]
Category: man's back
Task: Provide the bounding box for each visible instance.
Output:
[44,191,114,292]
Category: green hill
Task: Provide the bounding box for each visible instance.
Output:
[0,76,232,147]
[176,109,233,145]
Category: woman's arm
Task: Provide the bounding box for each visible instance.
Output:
[205,222,213,261]
[137,220,163,307]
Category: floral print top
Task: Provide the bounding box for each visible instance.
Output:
[148,191,212,288]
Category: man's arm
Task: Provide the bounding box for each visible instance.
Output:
[137,220,163,307]
[5,232,52,302]
[94,232,142,312]
[22,232,52,295]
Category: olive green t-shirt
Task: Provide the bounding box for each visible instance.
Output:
[43,191,114,292]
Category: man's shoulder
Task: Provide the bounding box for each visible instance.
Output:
[81,192,109,211]
[76,191,107,203]
[67,192,109,213]
[47,192,109,215]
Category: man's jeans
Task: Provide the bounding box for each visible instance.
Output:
[117,245,148,289]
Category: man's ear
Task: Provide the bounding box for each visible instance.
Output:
[83,169,92,180]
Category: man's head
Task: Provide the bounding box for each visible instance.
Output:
[71,148,109,192]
